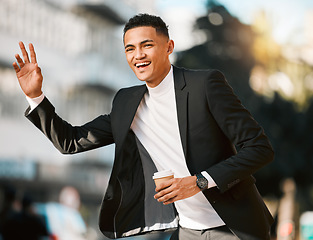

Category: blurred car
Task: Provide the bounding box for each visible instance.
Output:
[34,202,87,240]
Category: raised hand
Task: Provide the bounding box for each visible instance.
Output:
[13,42,43,98]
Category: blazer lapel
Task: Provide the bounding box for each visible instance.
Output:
[173,66,188,159]
[113,85,147,147]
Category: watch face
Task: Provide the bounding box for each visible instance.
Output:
[197,177,208,190]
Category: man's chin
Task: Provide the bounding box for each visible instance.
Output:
[135,73,150,83]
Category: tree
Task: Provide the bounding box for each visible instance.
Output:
[174,1,313,210]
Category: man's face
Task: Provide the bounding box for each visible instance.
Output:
[124,26,174,88]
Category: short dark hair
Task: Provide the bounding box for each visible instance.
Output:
[123,13,169,39]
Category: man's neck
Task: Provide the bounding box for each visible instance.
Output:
[145,64,172,88]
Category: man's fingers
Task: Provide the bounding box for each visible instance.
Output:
[155,189,169,199]
[155,179,173,192]
[12,62,20,73]
[163,197,176,205]
[29,43,37,63]
[156,192,172,202]
[157,190,177,204]
[155,184,172,197]
[155,186,176,201]
[35,64,42,74]
[15,54,25,68]
[19,41,30,63]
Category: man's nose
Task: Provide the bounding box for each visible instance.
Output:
[135,49,145,59]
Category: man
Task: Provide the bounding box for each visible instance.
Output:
[13,14,274,240]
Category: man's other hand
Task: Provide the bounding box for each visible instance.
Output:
[13,42,43,98]
[154,176,201,205]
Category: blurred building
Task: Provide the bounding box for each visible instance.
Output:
[0,0,156,238]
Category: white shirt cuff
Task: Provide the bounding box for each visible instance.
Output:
[25,93,45,112]
[201,171,217,189]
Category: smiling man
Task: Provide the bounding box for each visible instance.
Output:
[124,24,174,87]
[13,14,274,240]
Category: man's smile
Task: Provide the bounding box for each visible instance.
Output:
[135,61,151,68]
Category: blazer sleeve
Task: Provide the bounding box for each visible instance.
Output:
[204,70,274,193]
[25,97,114,154]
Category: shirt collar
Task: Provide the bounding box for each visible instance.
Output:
[146,66,174,97]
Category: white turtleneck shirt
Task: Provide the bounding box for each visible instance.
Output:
[130,66,225,230]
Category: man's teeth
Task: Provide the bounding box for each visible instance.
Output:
[136,62,150,67]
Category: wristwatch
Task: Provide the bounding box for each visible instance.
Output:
[195,173,208,191]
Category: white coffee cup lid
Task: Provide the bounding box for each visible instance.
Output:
[153,170,174,179]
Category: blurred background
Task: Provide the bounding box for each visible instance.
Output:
[0,0,313,239]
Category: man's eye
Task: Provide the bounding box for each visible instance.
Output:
[126,48,134,52]
[144,44,153,48]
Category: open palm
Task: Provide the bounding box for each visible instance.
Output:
[13,42,43,98]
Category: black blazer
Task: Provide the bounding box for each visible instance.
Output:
[26,66,274,239]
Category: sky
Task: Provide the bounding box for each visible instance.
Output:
[156,0,313,49]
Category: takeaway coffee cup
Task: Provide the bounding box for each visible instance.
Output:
[153,170,174,189]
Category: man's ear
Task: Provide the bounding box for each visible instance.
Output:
[167,40,174,54]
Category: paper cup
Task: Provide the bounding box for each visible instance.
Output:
[153,170,174,189]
